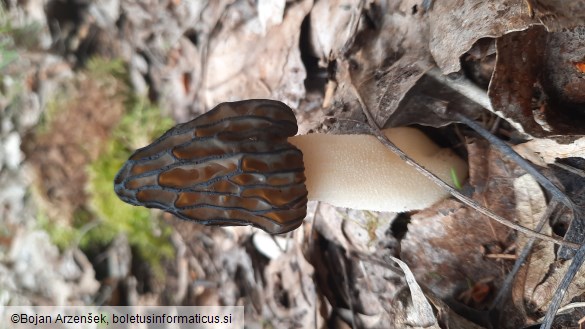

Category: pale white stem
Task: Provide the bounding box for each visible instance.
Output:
[288,127,468,212]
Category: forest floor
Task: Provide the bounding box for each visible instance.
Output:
[1,1,585,328]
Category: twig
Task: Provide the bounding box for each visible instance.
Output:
[335,244,358,329]
[426,67,529,136]
[348,82,579,250]
[484,254,516,260]
[539,302,585,321]
[489,199,559,311]
[541,243,585,328]
[454,112,574,210]
[552,162,585,179]
[426,67,493,111]
[425,67,585,329]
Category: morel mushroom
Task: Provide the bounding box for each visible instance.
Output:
[114,99,467,234]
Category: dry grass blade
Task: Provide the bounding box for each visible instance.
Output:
[347,75,578,250]
[423,66,585,329]
[426,67,493,112]
[541,244,585,329]
[453,113,574,211]
[489,199,558,312]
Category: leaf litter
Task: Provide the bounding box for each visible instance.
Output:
[3,0,585,328]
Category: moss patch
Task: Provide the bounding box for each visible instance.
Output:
[32,57,174,273]
[86,96,175,271]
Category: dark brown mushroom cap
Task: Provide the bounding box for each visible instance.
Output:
[114,99,307,234]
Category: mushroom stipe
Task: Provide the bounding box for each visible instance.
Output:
[114,99,468,234]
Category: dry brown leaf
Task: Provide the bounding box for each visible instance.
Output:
[527,0,585,32]
[513,136,585,167]
[424,293,487,329]
[347,1,433,127]
[488,26,548,136]
[308,0,358,62]
[542,27,585,110]
[360,55,430,127]
[310,205,403,326]
[489,26,585,137]
[400,199,510,301]
[202,0,312,109]
[401,140,517,303]
[549,161,585,259]
[311,1,434,128]
[118,0,236,118]
[342,210,396,253]
[512,173,585,316]
[311,203,397,257]
[512,174,553,310]
[390,256,439,328]
[389,74,486,128]
[336,309,385,328]
[506,138,585,261]
[309,203,452,328]
[312,203,352,249]
[513,174,549,250]
[429,0,534,74]
[264,243,322,327]
[529,260,585,314]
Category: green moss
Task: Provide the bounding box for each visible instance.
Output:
[39,57,175,274]
[85,60,175,273]
[86,116,174,273]
[37,212,77,250]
